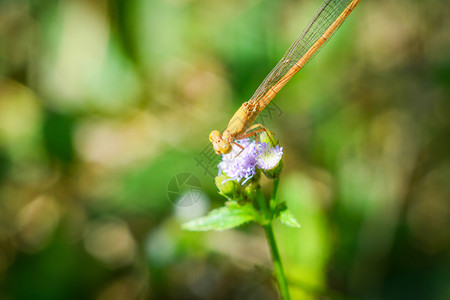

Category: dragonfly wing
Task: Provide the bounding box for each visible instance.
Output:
[250,0,353,104]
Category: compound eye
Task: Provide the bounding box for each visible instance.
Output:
[209,130,220,142]
[220,143,232,154]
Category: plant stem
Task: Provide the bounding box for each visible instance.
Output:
[257,185,290,300]
[264,223,291,300]
[269,177,280,219]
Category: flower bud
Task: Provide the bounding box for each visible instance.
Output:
[243,181,259,202]
[215,174,238,195]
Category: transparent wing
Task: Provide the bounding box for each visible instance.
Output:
[250,0,352,104]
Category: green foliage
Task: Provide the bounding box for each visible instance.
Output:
[275,202,301,228]
[182,196,301,231]
[182,202,261,231]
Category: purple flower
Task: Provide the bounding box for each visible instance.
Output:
[218,139,283,184]
[218,139,257,184]
[256,143,283,170]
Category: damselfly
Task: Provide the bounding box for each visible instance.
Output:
[210,0,361,155]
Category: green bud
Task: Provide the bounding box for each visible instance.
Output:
[215,174,238,195]
[243,181,259,202]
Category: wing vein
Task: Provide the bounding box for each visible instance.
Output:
[249,0,353,104]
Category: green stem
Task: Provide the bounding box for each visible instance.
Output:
[264,223,291,300]
[257,185,290,300]
[269,177,280,219]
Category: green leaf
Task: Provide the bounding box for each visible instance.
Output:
[279,208,301,228]
[273,202,288,217]
[182,203,261,231]
[218,192,234,202]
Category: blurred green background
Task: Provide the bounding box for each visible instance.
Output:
[0,0,449,299]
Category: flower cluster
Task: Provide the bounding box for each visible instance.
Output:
[218,138,283,185]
